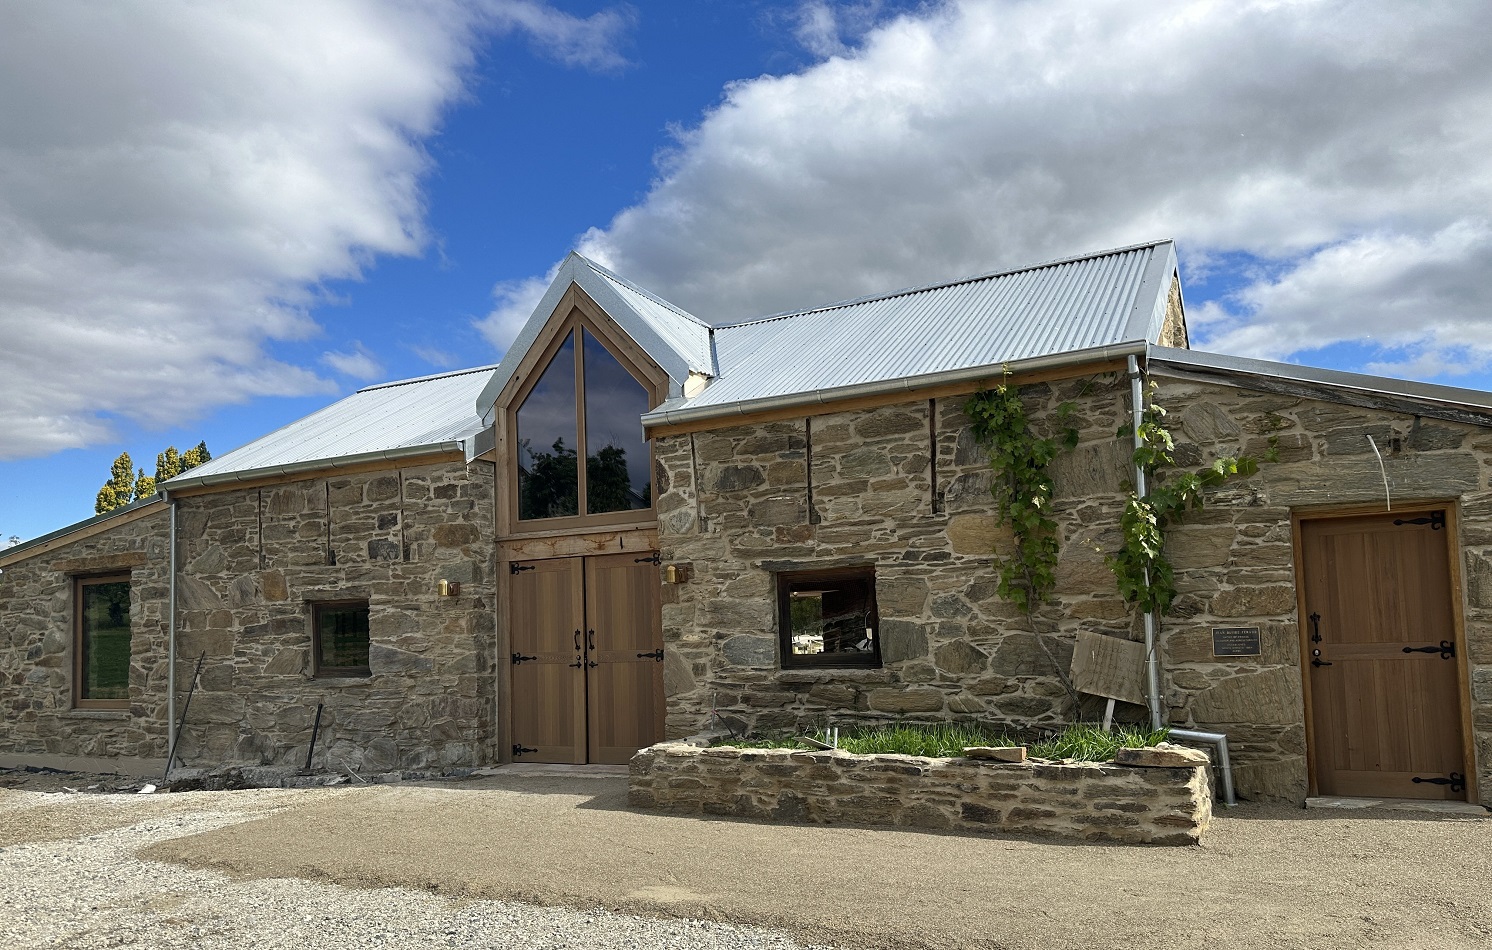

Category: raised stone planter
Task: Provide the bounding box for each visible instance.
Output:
[629,740,1212,845]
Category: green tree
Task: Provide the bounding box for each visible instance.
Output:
[95,442,211,514]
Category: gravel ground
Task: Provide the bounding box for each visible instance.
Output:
[4,774,1492,949]
[0,786,832,950]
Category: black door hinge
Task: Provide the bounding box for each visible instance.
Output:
[634,551,661,565]
[511,652,537,664]
[510,562,536,574]
[513,744,537,757]
[1412,772,1465,794]
[1402,640,1456,660]
[1394,510,1445,530]
[636,649,664,662]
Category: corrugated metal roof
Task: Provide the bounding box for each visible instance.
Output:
[475,253,713,414]
[166,364,497,488]
[588,258,714,371]
[1147,346,1492,423]
[644,240,1175,423]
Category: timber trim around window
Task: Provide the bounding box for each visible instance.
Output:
[495,285,669,538]
[776,566,881,670]
[312,600,372,677]
[74,573,133,710]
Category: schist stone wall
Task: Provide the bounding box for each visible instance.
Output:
[0,507,172,760]
[629,741,1212,845]
[1150,369,1492,804]
[654,368,1492,805]
[170,458,498,773]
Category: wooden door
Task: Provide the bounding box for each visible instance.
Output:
[509,558,587,763]
[583,553,664,765]
[1301,511,1466,800]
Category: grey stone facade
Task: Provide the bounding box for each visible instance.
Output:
[0,457,498,774]
[0,506,172,759]
[654,369,1492,805]
[170,458,498,772]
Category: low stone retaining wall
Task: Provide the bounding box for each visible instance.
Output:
[629,741,1211,845]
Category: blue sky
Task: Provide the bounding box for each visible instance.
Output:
[4,0,1492,543]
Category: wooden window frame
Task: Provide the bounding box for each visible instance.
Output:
[73,573,132,710]
[776,566,882,670]
[312,600,372,678]
[501,295,667,537]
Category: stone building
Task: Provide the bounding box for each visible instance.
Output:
[3,238,1489,808]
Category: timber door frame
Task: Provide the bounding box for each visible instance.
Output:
[1291,500,1478,801]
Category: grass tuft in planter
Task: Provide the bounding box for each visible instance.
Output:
[712,722,1170,762]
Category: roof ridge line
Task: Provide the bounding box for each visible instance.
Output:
[570,253,711,328]
[715,238,1173,330]
[358,363,501,393]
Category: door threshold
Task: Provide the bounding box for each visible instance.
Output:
[1306,796,1487,817]
[475,763,629,778]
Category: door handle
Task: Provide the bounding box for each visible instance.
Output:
[1309,612,1322,643]
[587,629,596,651]
[574,629,581,651]
[1311,648,1332,667]
[569,656,583,668]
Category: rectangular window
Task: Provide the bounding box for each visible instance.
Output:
[75,574,132,709]
[777,567,880,669]
[313,601,371,677]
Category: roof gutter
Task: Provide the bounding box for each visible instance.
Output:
[159,440,469,494]
[641,340,1152,432]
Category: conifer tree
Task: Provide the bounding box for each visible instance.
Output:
[96,442,211,513]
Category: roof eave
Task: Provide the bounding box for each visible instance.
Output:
[0,497,167,568]
[642,341,1151,432]
[160,441,469,494]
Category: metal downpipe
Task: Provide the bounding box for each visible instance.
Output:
[166,496,178,778]
[1128,356,1164,731]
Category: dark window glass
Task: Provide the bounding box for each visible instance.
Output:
[516,332,580,520]
[582,329,651,514]
[79,578,131,701]
[777,568,880,669]
[314,602,371,676]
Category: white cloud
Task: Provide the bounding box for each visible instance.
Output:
[408,343,459,369]
[566,0,1492,377]
[321,342,385,381]
[0,0,632,460]
[789,1,891,59]
[475,265,561,352]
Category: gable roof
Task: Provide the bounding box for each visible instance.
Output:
[162,365,498,491]
[1147,346,1492,428]
[474,252,713,415]
[641,239,1178,429]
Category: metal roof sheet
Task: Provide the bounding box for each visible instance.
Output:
[1147,346,1492,423]
[644,240,1175,423]
[167,364,497,488]
[475,253,713,414]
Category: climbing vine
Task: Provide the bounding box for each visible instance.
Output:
[1109,394,1261,615]
[964,380,1077,611]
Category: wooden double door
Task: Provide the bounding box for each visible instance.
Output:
[509,552,664,764]
[1300,509,1468,800]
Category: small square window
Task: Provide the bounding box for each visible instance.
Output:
[313,601,371,677]
[777,567,880,669]
[75,574,132,709]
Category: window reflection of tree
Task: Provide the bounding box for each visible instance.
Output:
[518,438,580,519]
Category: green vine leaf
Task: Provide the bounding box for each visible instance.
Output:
[1108,393,1262,616]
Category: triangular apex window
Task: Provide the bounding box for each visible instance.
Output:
[516,327,653,522]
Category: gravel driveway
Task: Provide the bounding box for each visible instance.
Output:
[4,772,1491,949]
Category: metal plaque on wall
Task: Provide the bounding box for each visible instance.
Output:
[1212,626,1262,657]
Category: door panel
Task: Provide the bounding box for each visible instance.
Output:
[509,558,586,763]
[1303,512,1465,800]
[583,553,664,765]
